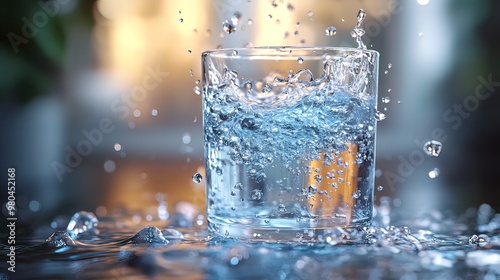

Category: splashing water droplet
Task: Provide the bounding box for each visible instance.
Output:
[351,9,367,49]
[376,111,386,121]
[231,12,241,25]
[423,140,443,157]
[66,211,99,239]
[194,86,201,95]
[428,168,440,179]
[44,231,77,248]
[325,26,337,36]
[114,143,122,152]
[297,57,304,64]
[382,97,390,103]
[130,226,169,245]
[192,173,203,183]
[222,21,236,34]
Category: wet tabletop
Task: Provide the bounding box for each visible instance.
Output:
[2,200,500,280]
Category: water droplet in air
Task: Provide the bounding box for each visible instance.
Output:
[231,191,236,196]
[382,96,390,103]
[44,231,77,248]
[114,143,122,152]
[418,32,423,37]
[287,3,294,11]
[268,14,273,19]
[294,30,299,36]
[376,111,386,121]
[66,211,100,239]
[247,19,253,25]
[296,21,300,26]
[325,26,337,36]
[151,109,158,116]
[423,140,443,157]
[417,0,430,5]
[189,69,194,76]
[377,185,384,191]
[428,168,440,179]
[469,234,488,247]
[234,182,243,190]
[130,226,169,245]
[178,18,183,23]
[182,132,191,144]
[251,189,263,200]
[384,70,389,74]
[232,49,238,56]
[314,174,323,183]
[308,185,318,194]
[352,190,361,199]
[307,11,313,17]
[187,50,192,54]
[194,86,201,95]
[388,63,392,68]
[297,57,304,64]
[133,109,141,117]
[231,12,241,25]
[222,21,236,34]
[192,173,203,183]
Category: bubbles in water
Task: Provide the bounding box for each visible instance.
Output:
[308,185,318,194]
[66,211,100,239]
[192,173,203,184]
[131,226,169,245]
[307,11,313,17]
[133,109,141,118]
[297,57,304,64]
[194,86,201,95]
[287,3,294,11]
[314,174,323,183]
[382,97,390,103]
[104,160,116,173]
[182,132,192,144]
[222,21,236,34]
[251,189,263,200]
[44,231,77,248]
[29,200,41,212]
[423,140,443,157]
[325,26,337,36]
[151,109,158,116]
[114,143,122,152]
[428,168,440,179]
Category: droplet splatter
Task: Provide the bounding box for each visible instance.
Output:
[423,140,443,157]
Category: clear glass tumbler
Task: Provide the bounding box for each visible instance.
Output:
[202,47,379,242]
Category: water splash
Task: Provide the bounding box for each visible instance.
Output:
[350,9,367,49]
[222,21,236,34]
[66,211,100,239]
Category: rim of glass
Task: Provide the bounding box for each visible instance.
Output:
[202,46,379,58]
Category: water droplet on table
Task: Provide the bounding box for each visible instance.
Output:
[130,226,169,245]
[66,211,100,239]
[44,231,77,248]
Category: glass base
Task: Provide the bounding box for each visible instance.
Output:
[208,215,371,243]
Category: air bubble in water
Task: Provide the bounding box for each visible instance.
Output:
[130,226,169,245]
[325,26,337,36]
[297,57,304,64]
[222,21,236,34]
[114,143,122,152]
[66,211,99,239]
[423,140,443,157]
[428,168,440,179]
[382,97,390,103]
[251,189,263,200]
[314,174,323,183]
[192,173,203,183]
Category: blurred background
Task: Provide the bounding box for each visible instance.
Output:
[0,0,499,232]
